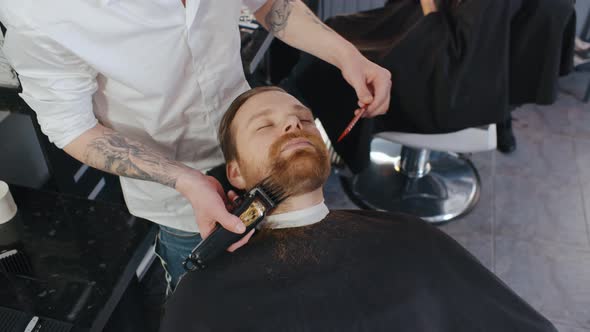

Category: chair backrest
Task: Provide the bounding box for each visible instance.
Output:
[376,125,497,154]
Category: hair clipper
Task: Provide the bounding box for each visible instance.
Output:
[183,177,288,271]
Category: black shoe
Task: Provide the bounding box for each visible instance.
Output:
[496,117,516,154]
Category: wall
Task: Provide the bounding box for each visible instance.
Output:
[318,0,386,20]
[577,0,590,37]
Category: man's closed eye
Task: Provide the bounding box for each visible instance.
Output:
[257,123,273,131]
[300,118,315,125]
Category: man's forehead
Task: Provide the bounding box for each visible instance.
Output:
[238,91,311,120]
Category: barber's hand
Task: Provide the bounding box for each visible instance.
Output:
[176,170,251,251]
[225,190,256,253]
[339,50,392,118]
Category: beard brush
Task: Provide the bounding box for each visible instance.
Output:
[183,177,289,271]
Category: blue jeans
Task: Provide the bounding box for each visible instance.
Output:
[154,225,202,295]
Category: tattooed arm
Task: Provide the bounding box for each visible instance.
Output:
[80,126,185,188]
[254,0,348,70]
[64,123,195,202]
[253,0,392,118]
[64,123,246,237]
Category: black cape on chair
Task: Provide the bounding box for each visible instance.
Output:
[160,210,556,332]
[281,0,575,172]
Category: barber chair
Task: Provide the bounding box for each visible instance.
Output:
[339,126,496,223]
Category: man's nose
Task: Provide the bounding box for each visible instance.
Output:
[283,116,302,133]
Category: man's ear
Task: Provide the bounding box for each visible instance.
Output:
[226,160,247,190]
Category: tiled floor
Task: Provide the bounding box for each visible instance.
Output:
[323,72,590,331]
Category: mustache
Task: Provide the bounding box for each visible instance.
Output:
[266,131,332,197]
[269,132,324,157]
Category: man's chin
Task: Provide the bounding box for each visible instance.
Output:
[270,151,331,196]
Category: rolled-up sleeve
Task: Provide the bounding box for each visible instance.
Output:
[2,26,98,149]
[242,0,268,13]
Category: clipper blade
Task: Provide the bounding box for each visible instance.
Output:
[257,177,289,208]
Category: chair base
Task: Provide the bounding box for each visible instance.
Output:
[340,138,481,224]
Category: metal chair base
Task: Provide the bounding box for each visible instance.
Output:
[340,138,481,224]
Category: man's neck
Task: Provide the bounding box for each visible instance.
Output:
[272,187,324,215]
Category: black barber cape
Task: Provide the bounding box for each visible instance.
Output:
[281,0,575,173]
[160,210,555,332]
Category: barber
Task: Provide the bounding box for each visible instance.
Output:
[0,0,391,291]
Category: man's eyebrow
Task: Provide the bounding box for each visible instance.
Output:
[292,104,313,117]
[246,108,273,128]
[293,104,312,113]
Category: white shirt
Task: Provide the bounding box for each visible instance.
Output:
[0,33,20,89]
[0,0,267,232]
[261,202,330,229]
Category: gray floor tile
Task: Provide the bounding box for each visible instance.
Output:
[495,128,577,181]
[539,94,590,140]
[511,103,554,134]
[495,236,590,329]
[574,138,590,185]
[574,139,590,248]
[469,150,494,175]
[554,322,590,332]
[440,165,493,236]
[512,94,590,138]
[494,173,588,248]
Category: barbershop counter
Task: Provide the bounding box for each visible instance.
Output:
[0,184,156,332]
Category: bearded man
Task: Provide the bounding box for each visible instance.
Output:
[160,86,556,332]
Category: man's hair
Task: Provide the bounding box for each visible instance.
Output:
[218,86,287,162]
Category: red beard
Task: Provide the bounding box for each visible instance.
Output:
[267,132,331,197]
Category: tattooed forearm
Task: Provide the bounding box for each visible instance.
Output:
[84,130,185,188]
[264,1,333,37]
[304,8,333,33]
[265,0,294,36]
